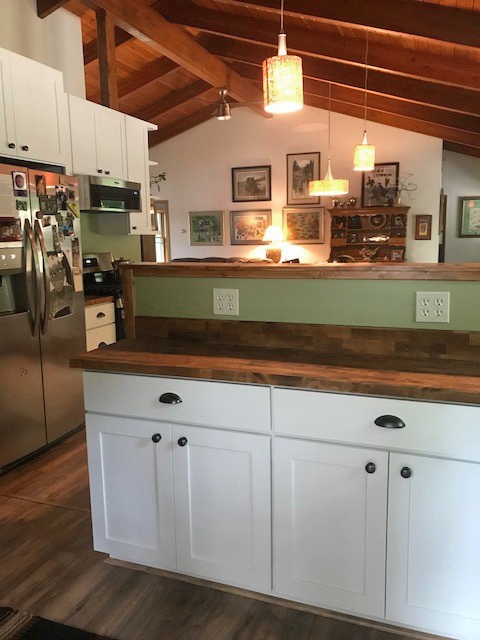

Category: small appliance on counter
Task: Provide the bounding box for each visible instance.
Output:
[83,252,127,340]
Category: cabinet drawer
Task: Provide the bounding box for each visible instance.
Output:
[86,324,116,352]
[84,372,271,432]
[273,387,480,462]
[85,302,115,330]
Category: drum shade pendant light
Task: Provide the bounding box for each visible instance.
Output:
[262,0,303,114]
[309,84,349,197]
[353,32,375,171]
[216,88,231,120]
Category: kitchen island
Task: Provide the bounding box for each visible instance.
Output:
[72,262,480,640]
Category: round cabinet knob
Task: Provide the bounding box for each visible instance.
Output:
[8,143,15,149]
[105,170,110,175]
[159,392,182,405]
[98,341,107,348]
[374,415,406,429]
[97,169,103,173]
[152,433,162,443]
[400,466,412,479]
[132,226,137,230]
[21,145,29,151]
[365,462,376,474]
[178,437,188,447]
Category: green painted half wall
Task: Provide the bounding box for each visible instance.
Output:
[135,276,480,331]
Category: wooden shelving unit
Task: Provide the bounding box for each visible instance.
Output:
[328,206,410,263]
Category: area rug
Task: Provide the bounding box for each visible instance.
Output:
[0,607,116,640]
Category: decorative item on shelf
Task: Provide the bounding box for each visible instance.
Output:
[216,88,231,121]
[262,224,284,262]
[150,172,166,191]
[309,84,349,198]
[361,162,399,207]
[353,32,375,172]
[331,196,358,208]
[396,173,418,204]
[262,0,303,114]
[286,152,320,205]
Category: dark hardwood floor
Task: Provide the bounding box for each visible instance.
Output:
[0,431,445,640]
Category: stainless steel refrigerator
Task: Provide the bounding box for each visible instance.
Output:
[0,163,85,468]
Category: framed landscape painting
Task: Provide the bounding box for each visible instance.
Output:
[286,152,320,205]
[283,207,324,243]
[189,211,224,245]
[230,209,272,245]
[458,197,480,237]
[231,166,271,202]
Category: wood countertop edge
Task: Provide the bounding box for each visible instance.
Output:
[120,262,480,281]
[71,351,480,405]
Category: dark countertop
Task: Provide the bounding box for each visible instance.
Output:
[71,338,480,405]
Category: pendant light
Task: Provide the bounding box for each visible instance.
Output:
[262,0,303,114]
[309,84,349,197]
[216,88,231,121]
[353,31,375,171]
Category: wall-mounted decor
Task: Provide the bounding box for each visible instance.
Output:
[231,166,271,202]
[230,209,272,245]
[414,214,432,240]
[458,197,480,237]
[188,211,225,246]
[283,206,324,243]
[361,162,400,207]
[286,152,320,205]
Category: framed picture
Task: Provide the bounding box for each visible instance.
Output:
[390,248,405,261]
[282,207,324,244]
[231,166,271,202]
[230,209,272,245]
[362,162,400,207]
[415,214,432,240]
[286,152,320,205]
[458,197,480,237]
[188,211,224,246]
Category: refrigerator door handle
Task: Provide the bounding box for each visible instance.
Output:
[34,220,51,335]
[23,219,41,336]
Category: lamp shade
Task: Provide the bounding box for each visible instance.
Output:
[262,224,284,243]
[263,33,303,114]
[353,131,375,172]
[309,159,350,197]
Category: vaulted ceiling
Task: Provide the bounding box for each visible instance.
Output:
[38,0,480,157]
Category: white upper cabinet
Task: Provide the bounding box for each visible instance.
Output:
[69,95,127,179]
[0,48,70,166]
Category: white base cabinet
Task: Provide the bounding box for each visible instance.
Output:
[84,371,480,640]
[274,438,388,618]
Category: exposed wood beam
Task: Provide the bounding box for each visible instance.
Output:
[96,9,119,109]
[82,0,269,117]
[118,58,179,99]
[149,105,214,147]
[83,27,132,65]
[443,142,480,160]
[153,0,480,92]
[225,0,480,48]
[203,35,480,118]
[133,80,212,122]
[37,0,69,18]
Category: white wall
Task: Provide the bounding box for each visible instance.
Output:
[443,150,480,263]
[0,0,85,97]
[150,105,442,263]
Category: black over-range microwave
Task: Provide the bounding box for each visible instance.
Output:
[77,175,142,213]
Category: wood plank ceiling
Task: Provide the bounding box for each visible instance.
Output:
[40,0,480,156]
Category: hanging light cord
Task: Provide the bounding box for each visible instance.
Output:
[280,0,285,33]
[327,83,331,159]
[363,31,369,130]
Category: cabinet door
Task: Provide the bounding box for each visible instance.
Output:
[69,95,98,175]
[86,413,176,570]
[0,49,16,156]
[125,116,150,234]
[387,453,480,640]
[10,53,70,165]
[172,424,271,591]
[274,438,388,617]
[95,108,127,179]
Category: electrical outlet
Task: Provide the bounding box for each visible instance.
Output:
[213,288,239,316]
[415,291,450,323]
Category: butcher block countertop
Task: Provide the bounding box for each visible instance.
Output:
[71,337,480,405]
